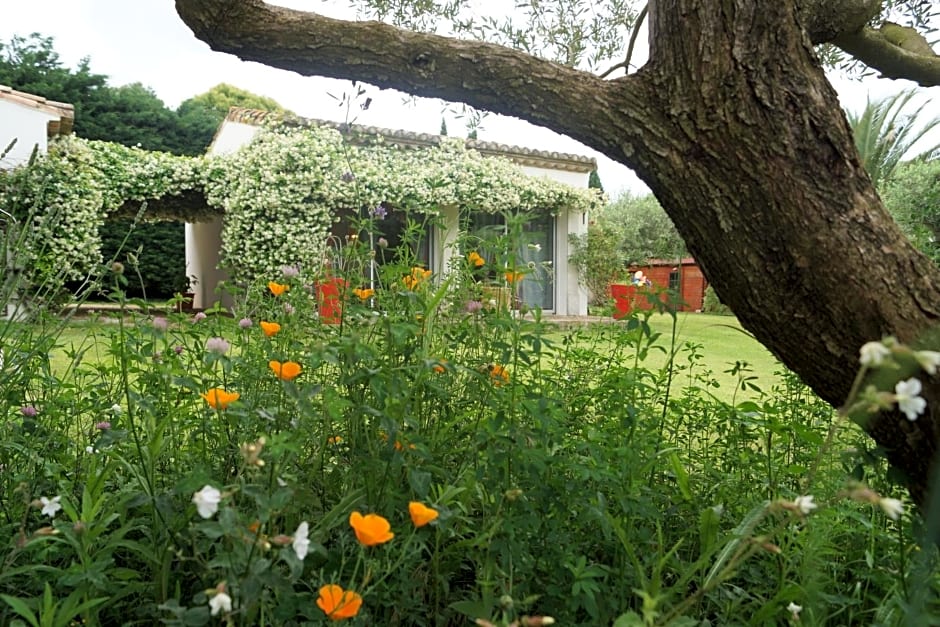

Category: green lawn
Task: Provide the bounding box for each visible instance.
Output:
[649,312,782,386]
[35,311,784,403]
[546,312,785,402]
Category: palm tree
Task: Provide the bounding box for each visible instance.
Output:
[846,89,940,189]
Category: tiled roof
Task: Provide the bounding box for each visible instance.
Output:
[0,85,74,136]
[222,107,597,173]
[636,257,698,266]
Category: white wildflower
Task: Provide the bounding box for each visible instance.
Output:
[192,485,222,519]
[914,350,940,375]
[793,495,817,515]
[209,591,232,616]
[292,521,310,560]
[879,497,904,521]
[39,495,62,518]
[787,602,802,620]
[859,341,891,368]
[895,377,927,421]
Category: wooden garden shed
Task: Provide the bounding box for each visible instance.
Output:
[614,257,708,314]
[636,258,707,311]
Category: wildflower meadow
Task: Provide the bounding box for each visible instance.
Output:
[1,214,938,626]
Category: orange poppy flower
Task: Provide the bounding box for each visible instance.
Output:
[468,251,485,267]
[259,321,281,337]
[201,388,240,410]
[504,271,523,284]
[328,435,343,445]
[432,359,447,374]
[353,287,374,300]
[269,360,302,381]
[316,584,362,621]
[268,281,289,296]
[402,267,433,290]
[409,501,439,528]
[349,511,394,546]
[489,364,510,386]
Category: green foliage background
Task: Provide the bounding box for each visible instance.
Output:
[881,158,940,265]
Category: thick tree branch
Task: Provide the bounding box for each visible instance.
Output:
[801,0,882,44]
[175,0,654,166]
[834,27,940,87]
[800,0,940,86]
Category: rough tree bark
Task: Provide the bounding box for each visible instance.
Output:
[175,0,940,504]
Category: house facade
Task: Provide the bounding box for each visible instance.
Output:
[185,109,597,315]
[0,85,74,169]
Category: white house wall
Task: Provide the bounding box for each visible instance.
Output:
[209,121,262,156]
[0,100,56,169]
[518,165,590,316]
[519,164,588,189]
[185,121,263,309]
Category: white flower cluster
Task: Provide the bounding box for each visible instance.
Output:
[858,338,937,421]
[0,136,204,302]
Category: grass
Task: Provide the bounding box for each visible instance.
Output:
[38,311,782,404]
[647,312,783,396]
[546,312,783,403]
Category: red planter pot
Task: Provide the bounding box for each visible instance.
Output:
[609,283,636,319]
[315,278,347,324]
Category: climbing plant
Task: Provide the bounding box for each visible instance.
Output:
[0,136,201,304]
[2,120,603,298]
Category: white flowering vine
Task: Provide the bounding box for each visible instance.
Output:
[4,122,603,295]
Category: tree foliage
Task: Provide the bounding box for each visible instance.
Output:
[881,157,940,263]
[0,34,108,126]
[181,82,286,119]
[600,193,686,265]
[176,83,290,156]
[567,191,686,307]
[846,89,940,189]
[567,222,623,306]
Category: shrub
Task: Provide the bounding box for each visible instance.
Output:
[703,284,733,315]
[98,219,188,299]
[0,208,931,627]
[568,222,625,306]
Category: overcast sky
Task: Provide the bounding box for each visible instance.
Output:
[2,0,937,198]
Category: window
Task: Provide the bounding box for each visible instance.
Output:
[329,207,433,283]
[668,268,681,293]
[465,212,554,311]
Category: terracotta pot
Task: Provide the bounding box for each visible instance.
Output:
[315,278,347,324]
